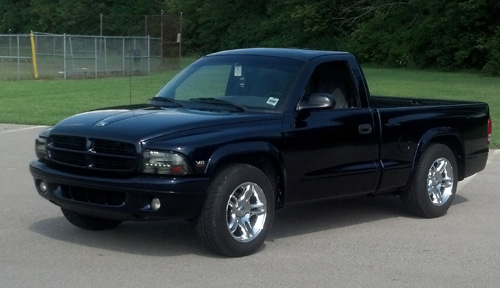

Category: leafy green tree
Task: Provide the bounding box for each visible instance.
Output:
[344,0,500,74]
[0,0,165,35]
[28,0,99,34]
[0,0,31,33]
[345,2,419,66]
[261,0,339,49]
[166,0,267,53]
[2,0,500,74]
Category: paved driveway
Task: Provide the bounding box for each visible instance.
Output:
[1,123,499,287]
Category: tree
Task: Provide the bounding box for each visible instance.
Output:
[2,0,500,74]
[166,0,268,53]
[344,0,500,74]
[0,0,31,33]
[0,0,166,35]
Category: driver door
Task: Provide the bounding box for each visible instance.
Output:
[282,60,380,204]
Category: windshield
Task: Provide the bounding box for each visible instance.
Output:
[154,55,304,112]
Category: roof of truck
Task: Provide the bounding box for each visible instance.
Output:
[207,48,351,61]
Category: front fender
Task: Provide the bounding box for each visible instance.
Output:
[205,141,283,175]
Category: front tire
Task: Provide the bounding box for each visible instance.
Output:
[401,143,458,218]
[196,164,275,257]
[61,208,122,230]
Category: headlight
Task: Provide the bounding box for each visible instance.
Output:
[141,150,193,175]
[35,136,48,160]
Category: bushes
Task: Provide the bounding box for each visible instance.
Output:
[344,0,500,74]
[481,27,500,76]
[3,0,500,75]
[172,0,500,75]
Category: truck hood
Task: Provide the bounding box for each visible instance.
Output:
[49,105,283,143]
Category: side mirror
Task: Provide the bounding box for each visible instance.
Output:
[297,93,335,111]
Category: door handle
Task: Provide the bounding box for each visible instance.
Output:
[358,124,373,135]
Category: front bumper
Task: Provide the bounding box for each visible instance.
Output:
[29,160,210,221]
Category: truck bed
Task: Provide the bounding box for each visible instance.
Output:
[370,95,477,108]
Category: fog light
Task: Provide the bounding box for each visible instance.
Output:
[38,181,48,194]
[151,198,161,211]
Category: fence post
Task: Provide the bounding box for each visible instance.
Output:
[16,35,21,80]
[63,33,67,79]
[94,36,98,79]
[30,31,39,79]
[147,35,151,75]
[179,12,182,60]
[8,33,12,56]
[122,37,125,77]
[103,37,107,73]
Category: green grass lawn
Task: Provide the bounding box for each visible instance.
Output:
[1,65,498,147]
[0,72,179,125]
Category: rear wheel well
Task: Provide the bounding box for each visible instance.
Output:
[211,153,285,209]
[421,136,465,180]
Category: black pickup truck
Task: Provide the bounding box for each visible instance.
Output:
[30,48,491,257]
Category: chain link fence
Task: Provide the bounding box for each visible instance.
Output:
[0,33,180,80]
[0,34,32,80]
[0,13,182,80]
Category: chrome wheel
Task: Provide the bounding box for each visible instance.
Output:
[196,164,274,256]
[401,143,457,218]
[226,182,267,243]
[427,157,454,206]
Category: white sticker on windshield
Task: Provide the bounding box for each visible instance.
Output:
[234,64,242,77]
[267,97,279,107]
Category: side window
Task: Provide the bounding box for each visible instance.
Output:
[304,61,359,109]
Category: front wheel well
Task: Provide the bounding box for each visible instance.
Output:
[210,153,285,209]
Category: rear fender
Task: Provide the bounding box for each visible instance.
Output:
[410,127,465,184]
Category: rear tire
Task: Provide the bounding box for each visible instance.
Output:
[401,143,458,218]
[61,208,122,230]
[196,164,275,257]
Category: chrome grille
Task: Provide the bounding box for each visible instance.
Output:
[47,135,137,172]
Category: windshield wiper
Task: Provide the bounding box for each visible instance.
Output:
[189,97,245,112]
[149,97,184,107]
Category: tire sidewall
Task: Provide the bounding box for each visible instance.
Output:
[411,144,458,218]
[197,164,275,257]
